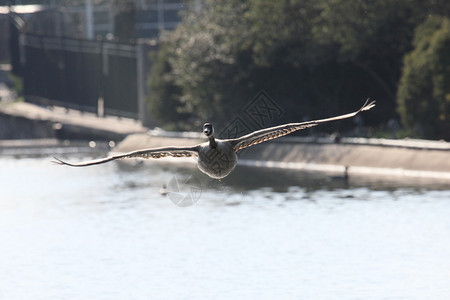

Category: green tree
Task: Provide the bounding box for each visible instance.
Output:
[397,15,450,139]
[151,0,257,130]
[147,43,188,130]
[147,0,449,135]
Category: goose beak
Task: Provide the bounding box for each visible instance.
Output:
[203,123,213,136]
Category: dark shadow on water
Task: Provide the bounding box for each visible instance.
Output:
[112,159,450,194]
[40,145,450,195]
[218,165,450,193]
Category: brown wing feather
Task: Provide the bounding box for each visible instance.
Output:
[228,99,375,151]
[53,145,199,167]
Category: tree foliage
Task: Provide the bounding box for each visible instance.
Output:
[397,16,450,139]
[147,43,188,130]
[147,0,450,138]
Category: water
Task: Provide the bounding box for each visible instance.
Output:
[1,152,450,300]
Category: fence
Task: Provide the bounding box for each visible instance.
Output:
[19,33,153,119]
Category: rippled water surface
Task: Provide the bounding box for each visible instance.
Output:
[1,153,450,300]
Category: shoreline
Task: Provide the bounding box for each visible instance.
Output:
[1,100,449,182]
[1,134,449,183]
[113,132,450,182]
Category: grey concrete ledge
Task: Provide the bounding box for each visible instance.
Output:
[114,132,450,181]
[147,128,450,151]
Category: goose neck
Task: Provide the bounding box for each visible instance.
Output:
[209,136,217,149]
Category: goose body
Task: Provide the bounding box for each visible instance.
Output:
[197,138,238,179]
[54,99,375,179]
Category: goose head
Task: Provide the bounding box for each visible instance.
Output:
[203,123,217,149]
[203,123,214,137]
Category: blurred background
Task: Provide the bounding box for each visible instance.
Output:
[0,0,449,139]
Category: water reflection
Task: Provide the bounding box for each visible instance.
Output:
[1,153,450,300]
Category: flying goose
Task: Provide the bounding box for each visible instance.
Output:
[54,99,375,179]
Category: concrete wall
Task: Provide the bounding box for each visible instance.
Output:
[0,112,55,139]
[114,133,450,180]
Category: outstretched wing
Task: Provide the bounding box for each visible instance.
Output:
[53,145,200,167]
[228,99,375,152]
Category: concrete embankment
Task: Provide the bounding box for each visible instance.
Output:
[115,131,450,181]
[1,100,449,181]
[0,102,147,140]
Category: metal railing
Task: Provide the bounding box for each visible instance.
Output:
[20,33,143,119]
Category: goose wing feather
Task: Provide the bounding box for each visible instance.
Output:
[53,145,200,167]
[228,99,375,152]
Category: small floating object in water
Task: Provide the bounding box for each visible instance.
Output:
[159,184,168,196]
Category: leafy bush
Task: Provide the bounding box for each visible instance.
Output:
[397,16,450,140]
